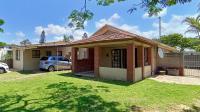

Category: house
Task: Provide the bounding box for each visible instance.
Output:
[12,41,71,71]
[70,25,177,82]
[0,46,13,68]
[0,46,12,60]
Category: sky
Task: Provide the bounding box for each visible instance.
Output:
[0,0,199,44]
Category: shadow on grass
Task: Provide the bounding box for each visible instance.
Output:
[183,105,200,112]
[58,72,134,86]
[0,82,126,112]
[16,70,47,75]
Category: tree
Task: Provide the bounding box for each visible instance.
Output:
[0,42,6,46]
[82,32,88,39]
[187,38,200,51]
[39,30,46,44]
[69,0,192,29]
[63,34,74,42]
[20,39,31,46]
[0,19,4,33]
[183,16,200,38]
[63,34,70,42]
[159,33,192,52]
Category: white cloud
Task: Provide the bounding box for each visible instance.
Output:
[16,31,26,37]
[95,13,141,35]
[145,13,199,38]
[95,13,120,29]
[54,36,63,41]
[35,24,90,41]
[95,13,199,39]
[143,8,168,19]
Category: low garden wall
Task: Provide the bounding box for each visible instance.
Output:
[157,53,184,76]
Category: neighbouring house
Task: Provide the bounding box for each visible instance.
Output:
[0,46,13,68]
[70,25,177,82]
[12,41,71,71]
[0,46,12,60]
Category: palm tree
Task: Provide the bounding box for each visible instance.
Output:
[184,15,200,39]
[0,19,4,33]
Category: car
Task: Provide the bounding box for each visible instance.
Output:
[0,62,9,73]
[40,56,71,72]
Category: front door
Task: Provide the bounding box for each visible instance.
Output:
[111,49,127,68]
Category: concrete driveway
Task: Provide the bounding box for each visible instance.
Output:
[150,75,200,85]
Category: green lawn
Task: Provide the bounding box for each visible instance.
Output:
[0,71,200,112]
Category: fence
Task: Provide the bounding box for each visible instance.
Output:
[184,53,200,77]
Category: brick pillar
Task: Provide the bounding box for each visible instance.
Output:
[94,46,101,78]
[127,44,135,82]
[72,47,78,73]
[141,46,145,79]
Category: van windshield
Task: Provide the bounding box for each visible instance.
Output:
[40,57,48,60]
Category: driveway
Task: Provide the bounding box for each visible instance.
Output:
[150,75,200,85]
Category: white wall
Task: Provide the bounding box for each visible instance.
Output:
[144,65,151,78]
[135,67,142,81]
[99,67,127,81]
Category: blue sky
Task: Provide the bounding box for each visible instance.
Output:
[0,0,199,44]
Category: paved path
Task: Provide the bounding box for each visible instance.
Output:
[150,75,200,85]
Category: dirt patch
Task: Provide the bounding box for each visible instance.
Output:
[150,75,200,85]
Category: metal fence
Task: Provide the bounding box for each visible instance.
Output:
[184,52,200,77]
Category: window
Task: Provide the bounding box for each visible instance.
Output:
[111,49,127,68]
[32,50,40,58]
[135,48,139,67]
[46,51,52,56]
[57,51,62,56]
[144,48,150,66]
[16,50,20,60]
[40,57,48,61]
[77,48,88,60]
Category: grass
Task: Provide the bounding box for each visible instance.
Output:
[0,71,200,112]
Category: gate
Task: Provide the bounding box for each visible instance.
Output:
[184,52,200,77]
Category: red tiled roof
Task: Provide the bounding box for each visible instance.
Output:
[71,24,157,45]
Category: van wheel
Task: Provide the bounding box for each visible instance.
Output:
[48,66,55,72]
[0,68,5,74]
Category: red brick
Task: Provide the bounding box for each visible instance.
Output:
[94,46,101,77]
[127,44,135,82]
[72,47,78,73]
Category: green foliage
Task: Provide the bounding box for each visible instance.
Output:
[184,16,200,38]
[63,34,74,42]
[159,33,192,52]
[68,10,93,29]
[179,38,192,52]
[97,0,125,6]
[194,45,200,52]
[0,42,7,46]
[0,19,5,33]
[63,34,70,42]
[69,0,191,29]
[187,38,200,51]
[20,39,31,46]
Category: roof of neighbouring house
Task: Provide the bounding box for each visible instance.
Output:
[71,24,177,52]
[12,41,71,49]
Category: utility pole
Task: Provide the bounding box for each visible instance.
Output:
[159,16,161,38]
